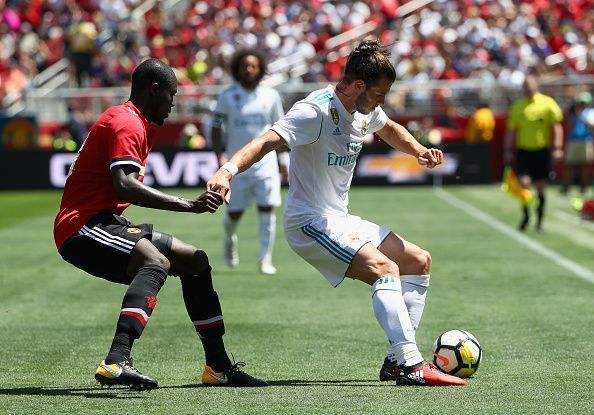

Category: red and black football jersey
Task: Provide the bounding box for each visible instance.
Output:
[54,101,155,248]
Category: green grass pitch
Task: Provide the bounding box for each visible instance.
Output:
[1,185,593,414]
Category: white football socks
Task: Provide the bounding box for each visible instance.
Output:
[258,211,275,263]
[371,277,424,367]
[400,275,430,332]
[223,212,239,239]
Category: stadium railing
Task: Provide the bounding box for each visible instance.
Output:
[16,76,594,123]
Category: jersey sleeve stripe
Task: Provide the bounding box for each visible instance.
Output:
[310,92,333,104]
[312,97,334,106]
[109,158,143,170]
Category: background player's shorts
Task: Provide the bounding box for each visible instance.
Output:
[228,172,281,211]
[517,149,551,181]
[285,214,391,287]
[565,140,594,164]
[58,213,172,285]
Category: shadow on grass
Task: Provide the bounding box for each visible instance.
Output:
[157,379,381,388]
[265,379,380,387]
[0,379,383,397]
[0,386,146,399]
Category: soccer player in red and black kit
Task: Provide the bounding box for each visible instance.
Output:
[54,58,267,389]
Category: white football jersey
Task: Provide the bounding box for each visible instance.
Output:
[272,85,388,230]
[213,84,284,176]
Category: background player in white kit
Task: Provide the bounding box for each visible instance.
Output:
[211,49,287,275]
[207,40,466,386]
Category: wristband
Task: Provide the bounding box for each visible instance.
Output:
[277,151,290,167]
[221,162,238,177]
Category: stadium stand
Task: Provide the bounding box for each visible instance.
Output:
[2,0,594,96]
[2,0,594,155]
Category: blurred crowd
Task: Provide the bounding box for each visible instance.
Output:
[2,0,594,106]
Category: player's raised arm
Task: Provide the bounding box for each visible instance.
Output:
[207,129,286,204]
[376,118,443,168]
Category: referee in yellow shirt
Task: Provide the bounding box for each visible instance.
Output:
[504,75,564,232]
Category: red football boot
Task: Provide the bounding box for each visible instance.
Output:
[396,362,467,386]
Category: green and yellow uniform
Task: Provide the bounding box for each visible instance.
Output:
[507,93,563,150]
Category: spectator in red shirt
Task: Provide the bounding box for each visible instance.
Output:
[54,58,268,389]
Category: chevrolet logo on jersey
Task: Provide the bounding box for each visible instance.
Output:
[330,108,340,125]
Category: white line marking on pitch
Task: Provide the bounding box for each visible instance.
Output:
[553,210,594,232]
[435,188,594,284]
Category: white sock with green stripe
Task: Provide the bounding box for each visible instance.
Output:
[400,275,430,332]
[372,277,424,366]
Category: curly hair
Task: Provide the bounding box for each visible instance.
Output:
[230,49,266,84]
[343,39,396,86]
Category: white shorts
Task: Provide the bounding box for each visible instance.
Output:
[285,214,391,287]
[228,172,281,211]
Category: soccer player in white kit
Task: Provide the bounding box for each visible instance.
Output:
[207,40,466,386]
[211,49,287,275]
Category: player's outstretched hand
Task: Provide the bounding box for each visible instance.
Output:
[418,148,443,168]
[206,169,232,205]
[191,190,224,213]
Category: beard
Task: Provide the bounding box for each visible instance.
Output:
[241,77,259,89]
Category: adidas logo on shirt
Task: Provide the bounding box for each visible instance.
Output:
[332,127,341,136]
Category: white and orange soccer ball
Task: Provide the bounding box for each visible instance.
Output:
[432,329,482,378]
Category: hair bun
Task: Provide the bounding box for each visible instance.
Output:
[355,39,381,54]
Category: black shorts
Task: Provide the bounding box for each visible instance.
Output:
[58,213,173,285]
[516,149,551,181]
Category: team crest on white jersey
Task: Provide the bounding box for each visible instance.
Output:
[330,108,340,125]
[360,119,368,135]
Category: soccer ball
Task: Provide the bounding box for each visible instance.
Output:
[432,329,482,378]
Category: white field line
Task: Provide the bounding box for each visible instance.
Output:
[435,188,594,285]
[553,210,594,232]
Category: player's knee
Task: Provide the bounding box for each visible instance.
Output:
[130,239,171,275]
[414,250,432,274]
[193,249,211,273]
[148,253,170,273]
